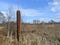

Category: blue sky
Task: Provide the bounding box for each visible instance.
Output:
[0,0,60,23]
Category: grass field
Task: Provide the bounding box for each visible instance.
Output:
[0,23,60,45]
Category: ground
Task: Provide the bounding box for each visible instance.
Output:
[0,23,60,45]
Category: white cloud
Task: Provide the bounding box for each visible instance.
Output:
[48,0,60,12]
[0,1,46,17]
[51,7,56,12]
[39,18,51,22]
[48,0,60,22]
[21,9,45,16]
[55,13,60,19]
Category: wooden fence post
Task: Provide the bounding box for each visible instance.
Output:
[17,10,21,45]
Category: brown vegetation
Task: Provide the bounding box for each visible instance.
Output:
[0,23,60,45]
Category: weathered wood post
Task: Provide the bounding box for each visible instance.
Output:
[16,10,21,44]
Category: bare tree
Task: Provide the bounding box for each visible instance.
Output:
[0,12,5,23]
[33,20,40,24]
[48,20,55,24]
[6,6,15,38]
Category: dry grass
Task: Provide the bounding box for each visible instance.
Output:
[0,23,60,45]
[20,32,60,45]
